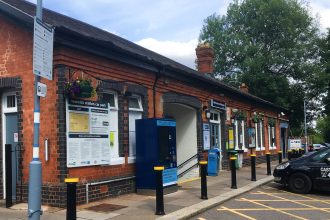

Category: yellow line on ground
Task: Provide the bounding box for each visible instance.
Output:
[177,177,200,185]
[236,199,330,202]
[218,208,330,211]
[257,191,330,214]
[218,206,257,220]
[278,189,330,205]
[241,197,308,220]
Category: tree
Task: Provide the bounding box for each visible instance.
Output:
[199,0,322,135]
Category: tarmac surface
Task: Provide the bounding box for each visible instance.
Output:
[0,162,277,220]
[192,182,330,220]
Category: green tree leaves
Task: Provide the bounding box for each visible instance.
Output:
[199,0,323,136]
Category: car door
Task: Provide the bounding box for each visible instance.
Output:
[307,148,330,191]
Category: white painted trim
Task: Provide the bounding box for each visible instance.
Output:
[260,121,264,149]
[241,121,247,152]
[2,91,18,199]
[234,120,238,150]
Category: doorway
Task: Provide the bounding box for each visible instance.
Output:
[2,92,18,201]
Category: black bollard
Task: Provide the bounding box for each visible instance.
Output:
[154,166,165,215]
[266,153,271,175]
[278,151,282,164]
[65,178,79,220]
[230,157,237,189]
[288,150,292,160]
[199,161,208,200]
[251,154,256,181]
[5,144,12,208]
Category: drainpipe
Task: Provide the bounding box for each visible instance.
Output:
[153,66,162,118]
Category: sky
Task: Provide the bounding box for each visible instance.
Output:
[27,0,330,69]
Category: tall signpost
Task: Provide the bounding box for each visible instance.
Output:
[28,0,54,219]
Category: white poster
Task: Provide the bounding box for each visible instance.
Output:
[203,123,210,150]
[67,99,111,167]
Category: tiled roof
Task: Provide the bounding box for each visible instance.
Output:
[0,0,287,112]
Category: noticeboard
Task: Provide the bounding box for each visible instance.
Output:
[66,99,111,167]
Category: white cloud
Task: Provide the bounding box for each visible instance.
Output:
[135,38,198,69]
[310,1,330,32]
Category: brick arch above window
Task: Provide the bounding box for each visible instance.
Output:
[163,92,201,109]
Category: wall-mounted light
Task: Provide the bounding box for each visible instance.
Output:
[281,112,285,116]
[205,109,211,119]
[232,108,238,113]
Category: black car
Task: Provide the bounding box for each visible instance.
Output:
[273,146,330,194]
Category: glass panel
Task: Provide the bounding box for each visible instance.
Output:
[129,97,140,109]
[214,113,218,121]
[103,93,115,107]
[7,95,16,108]
[210,123,220,148]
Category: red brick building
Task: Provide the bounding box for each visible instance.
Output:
[0,0,289,207]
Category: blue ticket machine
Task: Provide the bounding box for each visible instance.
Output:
[136,118,178,194]
[207,148,220,176]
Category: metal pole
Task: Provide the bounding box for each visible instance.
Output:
[28,1,42,219]
[304,100,307,151]
[199,161,208,200]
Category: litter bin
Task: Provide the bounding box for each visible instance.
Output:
[207,148,220,176]
[227,150,239,169]
[237,149,245,168]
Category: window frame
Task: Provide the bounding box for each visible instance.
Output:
[102,90,123,165]
[128,94,143,163]
[128,95,143,112]
[209,110,221,149]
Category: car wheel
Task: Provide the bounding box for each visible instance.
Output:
[288,173,312,194]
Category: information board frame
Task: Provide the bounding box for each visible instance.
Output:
[66,99,111,167]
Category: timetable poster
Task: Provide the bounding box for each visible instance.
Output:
[67,99,111,167]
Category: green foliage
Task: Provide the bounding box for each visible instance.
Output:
[315,116,330,143]
[320,29,330,116]
[199,0,323,135]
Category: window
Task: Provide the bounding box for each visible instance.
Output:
[268,126,276,149]
[259,121,264,150]
[129,96,143,111]
[3,92,17,113]
[255,123,260,151]
[255,120,265,151]
[128,95,143,163]
[103,93,117,109]
[234,120,246,151]
[309,148,330,163]
[102,91,123,165]
[210,111,221,149]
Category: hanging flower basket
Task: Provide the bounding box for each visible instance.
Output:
[268,118,276,127]
[251,114,262,123]
[65,78,96,99]
[233,110,247,121]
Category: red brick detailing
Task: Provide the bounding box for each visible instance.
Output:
[196,43,214,74]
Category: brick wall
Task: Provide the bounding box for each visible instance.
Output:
[0,13,288,207]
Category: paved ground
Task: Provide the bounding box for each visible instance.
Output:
[0,161,278,220]
[192,182,330,220]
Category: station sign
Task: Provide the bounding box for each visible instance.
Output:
[33,17,54,80]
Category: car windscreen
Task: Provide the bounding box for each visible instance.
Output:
[308,147,330,163]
